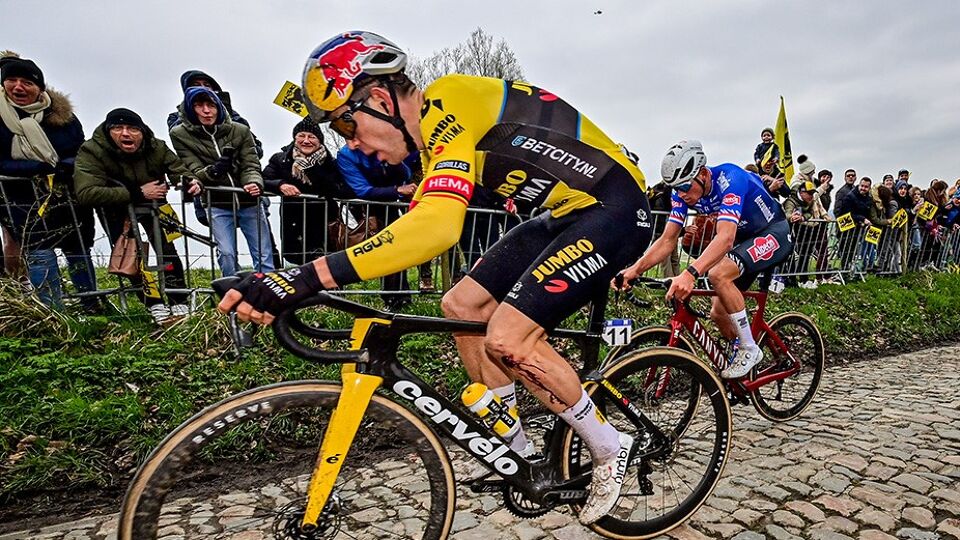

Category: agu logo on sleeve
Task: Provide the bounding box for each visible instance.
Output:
[747,234,780,262]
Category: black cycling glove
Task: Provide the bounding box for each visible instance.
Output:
[232,263,324,316]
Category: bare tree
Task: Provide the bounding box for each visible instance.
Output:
[406,28,524,88]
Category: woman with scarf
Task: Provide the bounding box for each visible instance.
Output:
[0,52,97,309]
[262,118,353,264]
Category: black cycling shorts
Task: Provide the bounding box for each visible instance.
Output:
[469,170,653,330]
[727,219,793,290]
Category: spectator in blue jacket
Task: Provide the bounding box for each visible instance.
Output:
[337,146,420,308]
[0,52,97,309]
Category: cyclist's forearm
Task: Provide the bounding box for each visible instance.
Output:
[341,194,466,282]
[691,231,735,273]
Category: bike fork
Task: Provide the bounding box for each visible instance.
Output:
[301,317,390,529]
[301,365,382,529]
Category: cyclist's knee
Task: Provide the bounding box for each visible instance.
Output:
[441,279,495,320]
[708,259,739,286]
[483,327,535,368]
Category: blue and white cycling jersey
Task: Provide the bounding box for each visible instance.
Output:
[669,163,785,242]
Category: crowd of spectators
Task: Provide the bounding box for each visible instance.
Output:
[0,52,520,322]
[1,54,958,321]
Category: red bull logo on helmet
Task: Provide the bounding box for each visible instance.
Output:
[305,33,386,111]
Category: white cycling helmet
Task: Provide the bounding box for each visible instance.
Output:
[661,140,707,189]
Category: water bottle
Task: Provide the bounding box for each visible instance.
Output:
[461,383,520,440]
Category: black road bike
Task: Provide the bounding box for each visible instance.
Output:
[119,280,733,539]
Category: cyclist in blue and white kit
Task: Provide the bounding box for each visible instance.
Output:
[616,140,793,378]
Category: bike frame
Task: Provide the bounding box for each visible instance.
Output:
[661,288,800,397]
[295,295,672,529]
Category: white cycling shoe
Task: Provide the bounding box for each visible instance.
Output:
[579,432,634,525]
[457,438,536,483]
[721,345,764,379]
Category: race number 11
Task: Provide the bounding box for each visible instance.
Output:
[602,319,633,346]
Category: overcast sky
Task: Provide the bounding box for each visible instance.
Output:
[6,0,959,186]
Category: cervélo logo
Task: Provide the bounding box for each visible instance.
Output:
[393,380,518,475]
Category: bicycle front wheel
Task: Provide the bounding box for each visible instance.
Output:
[120,380,456,540]
[562,347,732,539]
[751,312,825,421]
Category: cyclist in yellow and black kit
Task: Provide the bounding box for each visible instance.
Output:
[218,31,652,524]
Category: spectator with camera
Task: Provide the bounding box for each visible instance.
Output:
[263,117,353,264]
[74,108,201,324]
[0,52,97,309]
[170,86,273,277]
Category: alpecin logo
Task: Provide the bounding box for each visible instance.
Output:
[747,234,780,262]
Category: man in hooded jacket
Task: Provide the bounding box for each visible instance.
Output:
[170,87,274,277]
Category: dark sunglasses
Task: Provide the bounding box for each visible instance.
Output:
[328,99,367,140]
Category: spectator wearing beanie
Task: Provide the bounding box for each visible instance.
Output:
[753,127,779,171]
[263,117,354,264]
[0,51,97,310]
[74,108,201,324]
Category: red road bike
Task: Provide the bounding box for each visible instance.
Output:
[607,275,825,423]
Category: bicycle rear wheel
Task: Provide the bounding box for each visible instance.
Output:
[562,347,732,539]
[750,312,825,421]
[119,380,455,540]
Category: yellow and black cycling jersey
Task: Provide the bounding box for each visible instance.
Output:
[412,74,645,215]
[335,74,646,283]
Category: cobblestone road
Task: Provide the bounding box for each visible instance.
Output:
[4,345,959,540]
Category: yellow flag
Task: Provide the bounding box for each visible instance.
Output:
[775,96,794,181]
[157,204,183,242]
[273,81,309,118]
[865,226,882,245]
[890,208,908,229]
[139,260,161,299]
[917,201,937,221]
[836,212,856,232]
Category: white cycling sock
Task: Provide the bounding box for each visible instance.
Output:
[559,388,620,461]
[730,309,756,348]
[492,383,530,453]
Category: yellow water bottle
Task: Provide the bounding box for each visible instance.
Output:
[460,382,520,440]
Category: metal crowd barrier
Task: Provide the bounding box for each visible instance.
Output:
[5,173,960,314]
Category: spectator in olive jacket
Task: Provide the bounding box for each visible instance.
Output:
[170,87,273,276]
[75,108,201,323]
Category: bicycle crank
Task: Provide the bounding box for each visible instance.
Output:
[503,484,556,518]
